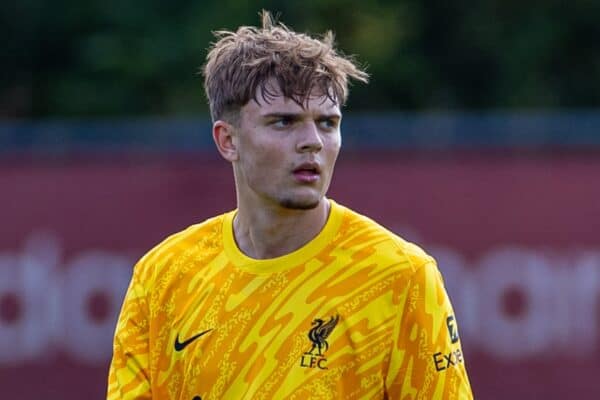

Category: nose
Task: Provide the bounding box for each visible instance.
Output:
[296,121,323,153]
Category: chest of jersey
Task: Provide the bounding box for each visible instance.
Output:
[148,256,404,399]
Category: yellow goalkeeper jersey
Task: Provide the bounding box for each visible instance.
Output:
[108,200,472,399]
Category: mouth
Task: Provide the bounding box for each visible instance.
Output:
[292,163,321,183]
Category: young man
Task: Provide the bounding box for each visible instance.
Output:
[108,12,473,400]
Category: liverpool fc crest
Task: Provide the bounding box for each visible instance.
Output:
[300,314,340,369]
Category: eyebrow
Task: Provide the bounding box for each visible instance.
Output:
[261,112,341,120]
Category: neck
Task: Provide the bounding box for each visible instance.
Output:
[233,199,330,259]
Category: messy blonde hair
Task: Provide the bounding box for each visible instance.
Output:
[202,11,369,122]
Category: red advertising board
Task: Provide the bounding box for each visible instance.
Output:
[1,150,599,398]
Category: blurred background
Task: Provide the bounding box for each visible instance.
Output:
[1,1,599,398]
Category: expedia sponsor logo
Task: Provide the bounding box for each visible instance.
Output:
[433,349,464,372]
[299,314,339,370]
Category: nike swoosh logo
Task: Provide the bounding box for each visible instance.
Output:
[174,329,213,352]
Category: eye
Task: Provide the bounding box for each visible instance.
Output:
[318,118,338,130]
[271,116,294,129]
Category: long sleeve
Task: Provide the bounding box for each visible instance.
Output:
[386,262,473,399]
[107,262,152,399]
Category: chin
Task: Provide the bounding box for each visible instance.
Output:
[279,197,321,210]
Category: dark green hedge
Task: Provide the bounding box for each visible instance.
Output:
[3,0,599,117]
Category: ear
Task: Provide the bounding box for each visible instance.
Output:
[212,120,239,162]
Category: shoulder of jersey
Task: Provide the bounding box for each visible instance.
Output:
[131,212,229,281]
[341,205,435,272]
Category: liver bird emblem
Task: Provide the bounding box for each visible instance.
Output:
[305,314,340,356]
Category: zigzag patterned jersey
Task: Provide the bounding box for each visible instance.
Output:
[108,200,472,399]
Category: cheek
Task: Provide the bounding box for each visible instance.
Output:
[244,148,287,183]
[324,136,341,162]
[254,148,286,170]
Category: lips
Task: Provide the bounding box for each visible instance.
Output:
[293,162,321,183]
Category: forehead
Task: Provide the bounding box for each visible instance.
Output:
[241,80,341,118]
